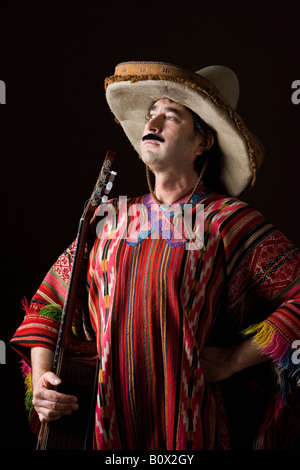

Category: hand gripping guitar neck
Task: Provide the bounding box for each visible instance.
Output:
[37,150,117,450]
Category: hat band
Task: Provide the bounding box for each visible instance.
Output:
[114,61,201,80]
[104,61,220,99]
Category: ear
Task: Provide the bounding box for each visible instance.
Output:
[194,133,215,156]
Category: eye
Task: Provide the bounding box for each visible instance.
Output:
[167,114,179,122]
[145,113,155,121]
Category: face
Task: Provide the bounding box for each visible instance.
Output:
[140,98,204,174]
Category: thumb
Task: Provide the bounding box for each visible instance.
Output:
[40,371,62,389]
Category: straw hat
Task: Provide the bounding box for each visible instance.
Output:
[105,61,264,197]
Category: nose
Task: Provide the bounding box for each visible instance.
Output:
[145,114,163,134]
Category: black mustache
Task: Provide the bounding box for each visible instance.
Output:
[142,134,164,143]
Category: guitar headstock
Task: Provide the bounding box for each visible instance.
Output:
[85,150,117,216]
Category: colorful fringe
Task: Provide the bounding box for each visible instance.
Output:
[244,321,300,412]
[18,299,63,437]
[20,359,40,437]
[243,321,300,448]
[21,297,63,321]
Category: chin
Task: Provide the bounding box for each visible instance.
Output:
[141,152,157,165]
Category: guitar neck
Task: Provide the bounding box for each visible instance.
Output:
[37,150,117,451]
[52,150,116,372]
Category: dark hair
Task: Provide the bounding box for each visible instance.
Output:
[189,109,224,193]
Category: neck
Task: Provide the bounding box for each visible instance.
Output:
[147,167,202,205]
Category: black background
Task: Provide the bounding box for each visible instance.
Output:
[0,0,299,453]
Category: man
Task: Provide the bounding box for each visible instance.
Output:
[10,62,300,449]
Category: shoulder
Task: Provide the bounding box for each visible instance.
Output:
[196,187,262,222]
[196,187,275,245]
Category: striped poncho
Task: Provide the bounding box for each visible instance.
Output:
[10,185,300,449]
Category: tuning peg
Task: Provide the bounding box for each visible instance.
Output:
[101,195,108,203]
[105,181,113,192]
[109,171,117,182]
[105,171,117,194]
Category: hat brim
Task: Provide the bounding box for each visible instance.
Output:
[105,64,264,197]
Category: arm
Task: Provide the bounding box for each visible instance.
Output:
[9,241,83,429]
[200,338,269,382]
[31,347,78,423]
[211,200,300,406]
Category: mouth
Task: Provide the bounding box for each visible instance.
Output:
[143,140,160,146]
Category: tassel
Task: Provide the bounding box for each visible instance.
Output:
[244,320,300,447]
[263,330,289,360]
[243,322,291,363]
[20,360,35,416]
[21,297,36,316]
[21,297,63,322]
[243,322,295,415]
[29,410,41,437]
[38,304,63,322]
[243,321,275,347]
[20,358,31,377]
[19,359,40,435]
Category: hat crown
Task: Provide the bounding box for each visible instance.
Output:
[196,65,240,109]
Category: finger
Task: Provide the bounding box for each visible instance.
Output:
[32,390,78,411]
[36,407,73,423]
[33,396,79,411]
[34,388,78,404]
